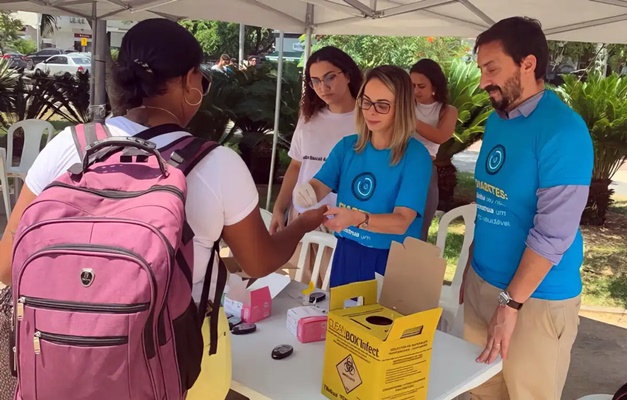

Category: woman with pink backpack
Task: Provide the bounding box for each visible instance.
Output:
[0,19,326,400]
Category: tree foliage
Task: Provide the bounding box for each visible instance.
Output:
[179,21,275,60]
[0,11,23,53]
[548,40,627,74]
[310,35,470,69]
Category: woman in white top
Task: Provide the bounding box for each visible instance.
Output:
[0,19,325,399]
[270,46,363,234]
[409,59,458,240]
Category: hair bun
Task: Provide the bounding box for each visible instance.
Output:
[112,60,160,107]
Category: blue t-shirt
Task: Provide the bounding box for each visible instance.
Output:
[314,134,432,249]
[472,91,593,300]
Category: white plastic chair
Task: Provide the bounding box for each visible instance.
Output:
[577,395,613,400]
[260,208,273,230]
[5,119,55,199]
[295,231,337,290]
[436,204,476,338]
[0,148,11,218]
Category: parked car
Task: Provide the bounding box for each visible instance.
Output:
[34,54,91,76]
[27,48,66,67]
[1,51,31,72]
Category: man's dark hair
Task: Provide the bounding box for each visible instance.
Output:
[220,54,230,61]
[474,16,549,81]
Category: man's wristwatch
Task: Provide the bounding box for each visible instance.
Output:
[358,212,369,229]
[498,291,523,310]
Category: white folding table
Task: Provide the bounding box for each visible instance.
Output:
[230,282,501,400]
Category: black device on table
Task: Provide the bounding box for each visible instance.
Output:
[308,292,326,304]
[271,344,294,360]
[231,323,257,335]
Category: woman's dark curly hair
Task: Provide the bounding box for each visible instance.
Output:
[409,58,449,105]
[301,46,362,122]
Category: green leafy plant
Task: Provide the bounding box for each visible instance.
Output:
[187,62,302,183]
[555,73,627,225]
[435,59,492,210]
[6,72,90,126]
[0,57,19,127]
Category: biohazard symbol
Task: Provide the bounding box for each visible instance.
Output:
[336,354,362,394]
[344,357,355,375]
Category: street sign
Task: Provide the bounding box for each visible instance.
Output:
[81,37,88,47]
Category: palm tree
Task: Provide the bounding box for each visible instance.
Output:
[435,59,492,210]
[39,14,57,41]
[555,73,627,225]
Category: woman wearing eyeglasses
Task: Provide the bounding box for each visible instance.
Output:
[270,46,363,283]
[409,59,458,240]
[294,66,433,287]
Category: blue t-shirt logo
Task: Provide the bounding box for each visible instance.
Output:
[485,144,506,175]
[352,172,376,201]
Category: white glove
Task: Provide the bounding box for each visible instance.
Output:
[293,183,318,209]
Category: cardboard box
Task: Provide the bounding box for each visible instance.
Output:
[286,306,328,343]
[321,237,446,400]
[224,272,291,323]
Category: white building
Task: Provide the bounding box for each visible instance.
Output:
[14,11,135,52]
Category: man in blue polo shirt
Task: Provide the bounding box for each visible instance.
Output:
[460,17,593,400]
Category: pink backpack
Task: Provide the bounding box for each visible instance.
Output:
[10,123,227,400]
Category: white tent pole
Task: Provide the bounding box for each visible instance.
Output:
[304,27,312,64]
[36,13,41,51]
[266,30,285,210]
[303,2,314,65]
[238,24,245,68]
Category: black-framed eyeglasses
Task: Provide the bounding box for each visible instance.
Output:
[358,97,391,114]
[309,71,343,89]
[200,68,212,96]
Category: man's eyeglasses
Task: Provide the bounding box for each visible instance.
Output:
[358,97,391,114]
[309,71,343,89]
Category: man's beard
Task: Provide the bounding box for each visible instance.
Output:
[485,70,523,112]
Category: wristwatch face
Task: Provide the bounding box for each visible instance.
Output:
[498,291,509,306]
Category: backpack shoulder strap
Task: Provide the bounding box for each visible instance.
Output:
[167,136,225,356]
[198,240,228,356]
[71,122,111,161]
[168,137,220,177]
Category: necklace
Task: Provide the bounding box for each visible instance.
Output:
[133,105,182,126]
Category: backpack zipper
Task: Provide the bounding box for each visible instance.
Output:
[17,296,149,317]
[43,182,185,202]
[34,331,128,354]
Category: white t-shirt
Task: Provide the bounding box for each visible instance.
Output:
[25,116,259,302]
[414,102,443,158]
[288,108,355,213]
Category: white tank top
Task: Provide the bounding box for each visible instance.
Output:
[414,102,443,157]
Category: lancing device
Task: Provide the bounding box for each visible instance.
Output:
[231,323,256,335]
[308,292,326,304]
[271,344,294,360]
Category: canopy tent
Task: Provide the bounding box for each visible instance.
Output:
[1,0,627,43]
[1,0,626,205]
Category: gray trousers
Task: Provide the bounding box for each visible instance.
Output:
[421,164,439,241]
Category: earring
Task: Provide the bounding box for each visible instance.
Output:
[185,88,203,107]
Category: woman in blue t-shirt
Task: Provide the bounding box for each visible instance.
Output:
[294,65,433,287]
